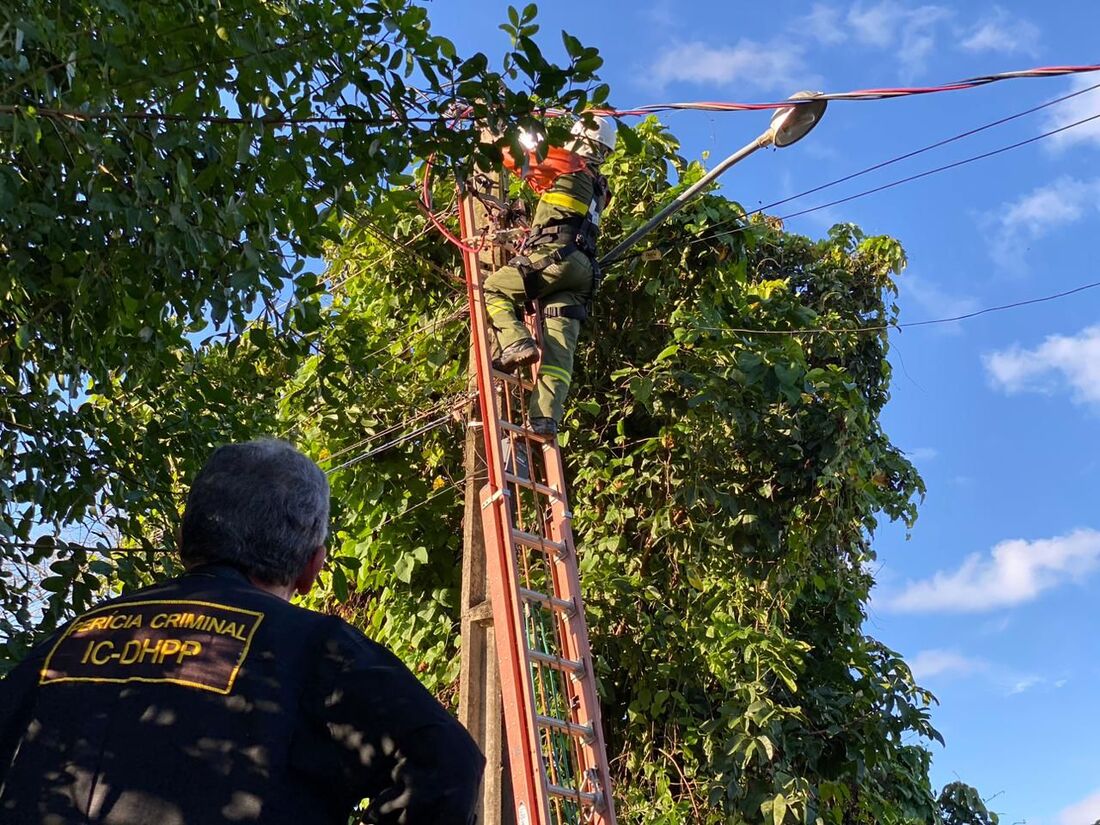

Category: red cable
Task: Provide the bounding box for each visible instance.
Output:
[420,153,484,254]
[575,63,1100,118]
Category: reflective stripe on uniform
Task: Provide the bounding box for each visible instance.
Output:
[538,364,572,383]
[485,296,517,318]
[539,191,589,215]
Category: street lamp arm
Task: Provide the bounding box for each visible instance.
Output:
[598,130,772,266]
[597,92,827,267]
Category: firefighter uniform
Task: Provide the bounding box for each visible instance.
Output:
[483,144,610,426]
[0,564,484,824]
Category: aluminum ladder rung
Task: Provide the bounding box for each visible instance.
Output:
[511,527,568,556]
[503,471,563,499]
[499,420,553,442]
[491,369,534,390]
[535,714,595,742]
[546,783,602,805]
[518,587,576,616]
[527,648,585,676]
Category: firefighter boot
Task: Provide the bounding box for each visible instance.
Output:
[493,339,539,374]
[527,417,558,437]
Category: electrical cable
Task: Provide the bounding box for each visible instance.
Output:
[596,63,1100,116]
[0,104,439,127]
[10,61,1100,127]
[325,412,457,474]
[353,215,464,283]
[732,80,1100,222]
[669,279,1100,337]
[610,107,1100,267]
[2,476,469,556]
[368,480,464,532]
[11,62,1098,128]
[318,390,473,467]
[420,154,487,254]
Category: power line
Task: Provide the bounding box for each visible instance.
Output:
[318,390,472,468]
[325,412,456,474]
[774,111,1100,226]
[353,215,464,284]
[8,63,1100,129]
[368,481,464,532]
[615,107,1100,266]
[674,278,1100,337]
[598,63,1100,116]
[736,80,1100,220]
[0,104,438,127]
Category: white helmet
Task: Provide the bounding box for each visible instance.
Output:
[567,115,616,159]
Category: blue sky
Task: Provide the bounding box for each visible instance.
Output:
[431,2,1100,822]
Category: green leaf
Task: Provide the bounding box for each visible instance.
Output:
[331,564,348,601]
[616,121,642,154]
[654,344,679,363]
[561,32,583,59]
[40,576,68,593]
[772,793,787,825]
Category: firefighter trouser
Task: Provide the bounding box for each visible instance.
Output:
[483,246,592,423]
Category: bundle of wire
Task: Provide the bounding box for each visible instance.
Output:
[593,63,1100,116]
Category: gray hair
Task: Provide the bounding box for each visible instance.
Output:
[180,439,330,585]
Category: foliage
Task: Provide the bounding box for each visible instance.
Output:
[937,782,999,825]
[0,3,998,821]
[0,0,601,663]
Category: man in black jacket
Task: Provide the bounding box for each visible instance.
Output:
[0,439,484,824]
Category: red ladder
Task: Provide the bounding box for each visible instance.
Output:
[458,184,618,825]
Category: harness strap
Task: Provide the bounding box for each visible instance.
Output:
[542,305,588,321]
[510,248,570,300]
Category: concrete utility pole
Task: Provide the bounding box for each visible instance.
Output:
[458,153,516,825]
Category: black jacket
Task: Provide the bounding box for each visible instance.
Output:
[0,564,484,824]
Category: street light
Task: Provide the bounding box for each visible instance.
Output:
[598,91,827,266]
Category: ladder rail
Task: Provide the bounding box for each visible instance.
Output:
[459,180,617,825]
[542,443,617,817]
[459,188,550,823]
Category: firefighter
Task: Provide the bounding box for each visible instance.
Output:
[0,440,484,825]
[484,115,616,437]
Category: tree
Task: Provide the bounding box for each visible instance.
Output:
[937,782,999,825]
[0,0,603,663]
[0,3,999,821]
[141,118,953,823]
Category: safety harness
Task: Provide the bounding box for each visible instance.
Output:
[510,171,609,321]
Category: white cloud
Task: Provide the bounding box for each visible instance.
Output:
[985,176,1100,271]
[888,528,1100,613]
[847,1,906,47]
[1059,788,1100,825]
[908,649,985,680]
[984,324,1100,407]
[650,39,812,92]
[847,2,951,76]
[802,3,847,45]
[901,273,979,330]
[905,648,1060,698]
[794,4,1040,78]
[643,1,678,30]
[1006,674,1042,695]
[1043,75,1100,152]
[960,6,1040,55]
[906,447,938,462]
